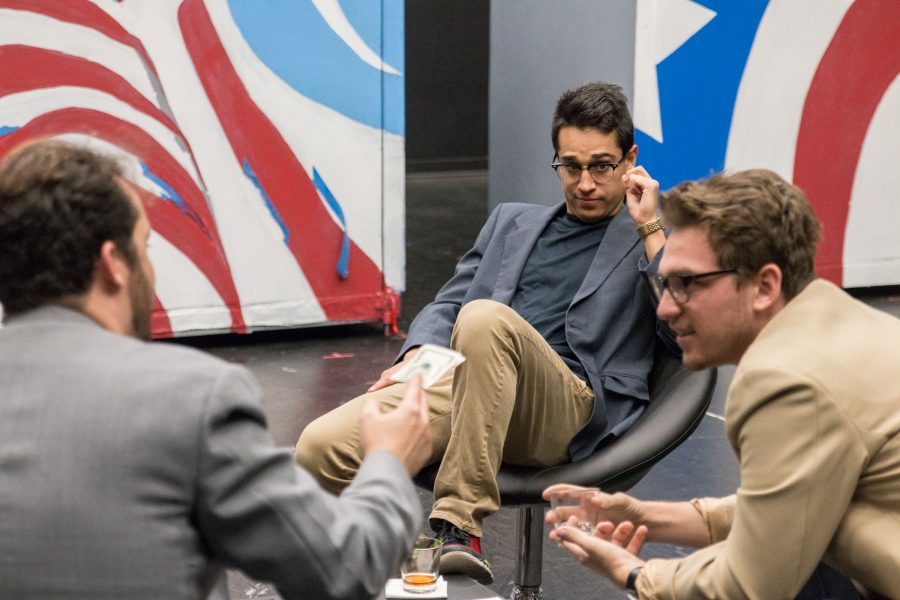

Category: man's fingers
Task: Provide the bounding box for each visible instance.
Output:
[367,375,393,393]
[414,375,429,421]
[596,492,630,511]
[398,373,423,410]
[360,396,381,422]
[610,521,636,547]
[593,522,615,539]
[560,538,590,564]
[542,483,593,501]
[626,525,648,555]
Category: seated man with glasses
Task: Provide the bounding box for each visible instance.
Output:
[546,169,900,599]
[295,81,675,583]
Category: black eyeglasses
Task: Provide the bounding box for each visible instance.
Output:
[650,269,737,304]
[551,154,626,184]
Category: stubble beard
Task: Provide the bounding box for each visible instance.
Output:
[129,263,153,341]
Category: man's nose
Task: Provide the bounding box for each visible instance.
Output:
[577,169,595,190]
[656,287,680,321]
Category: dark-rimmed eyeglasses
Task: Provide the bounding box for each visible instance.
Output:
[551,154,626,184]
[650,269,737,304]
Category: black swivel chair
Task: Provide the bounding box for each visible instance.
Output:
[414,347,717,600]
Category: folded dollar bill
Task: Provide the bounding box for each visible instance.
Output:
[390,344,466,389]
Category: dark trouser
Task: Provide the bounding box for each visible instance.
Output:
[796,563,862,600]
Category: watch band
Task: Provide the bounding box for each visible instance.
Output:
[636,217,663,238]
[626,565,643,594]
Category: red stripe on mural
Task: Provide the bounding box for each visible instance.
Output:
[178,0,384,322]
[0,0,161,87]
[132,186,246,334]
[0,108,218,241]
[0,45,177,132]
[0,110,245,333]
[151,295,174,339]
[793,0,900,285]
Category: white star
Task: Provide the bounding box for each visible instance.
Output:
[634,0,716,143]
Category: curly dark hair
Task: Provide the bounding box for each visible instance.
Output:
[661,169,821,300]
[551,82,634,159]
[0,139,138,316]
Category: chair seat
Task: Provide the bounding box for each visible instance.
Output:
[414,351,716,505]
[413,348,717,599]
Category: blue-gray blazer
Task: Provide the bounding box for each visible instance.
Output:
[399,201,676,461]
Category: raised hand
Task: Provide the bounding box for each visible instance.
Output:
[359,374,432,474]
[622,165,660,227]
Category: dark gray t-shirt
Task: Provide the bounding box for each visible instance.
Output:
[510,210,611,384]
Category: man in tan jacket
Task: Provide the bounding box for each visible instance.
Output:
[546,169,899,599]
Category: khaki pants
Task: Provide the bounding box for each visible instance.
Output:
[295,300,594,536]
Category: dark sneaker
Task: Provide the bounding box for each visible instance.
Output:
[434,520,493,584]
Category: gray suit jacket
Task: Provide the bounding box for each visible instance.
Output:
[0,306,420,599]
[400,202,675,461]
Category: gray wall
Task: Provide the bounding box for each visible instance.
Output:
[488,1,636,209]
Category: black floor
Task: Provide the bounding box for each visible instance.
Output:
[179,170,900,599]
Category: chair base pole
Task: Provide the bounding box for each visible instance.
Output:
[510,505,544,600]
[509,584,543,600]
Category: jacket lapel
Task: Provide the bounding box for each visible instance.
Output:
[491,203,561,304]
[571,207,640,306]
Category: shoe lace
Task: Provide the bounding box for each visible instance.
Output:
[436,521,470,546]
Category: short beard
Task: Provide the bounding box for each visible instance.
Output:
[128,261,153,341]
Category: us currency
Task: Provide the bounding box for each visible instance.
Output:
[390,344,466,388]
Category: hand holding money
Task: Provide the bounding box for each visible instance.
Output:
[367,345,465,393]
[389,344,465,389]
[360,374,432,474]
[367,348,420,393]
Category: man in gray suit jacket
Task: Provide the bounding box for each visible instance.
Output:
[296,82,674,583]
[0,139,433,599]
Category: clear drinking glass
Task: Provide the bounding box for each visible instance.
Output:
[548,487,602,533]
[401,536,443,593]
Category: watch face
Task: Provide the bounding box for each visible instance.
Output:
[626,593,640,600]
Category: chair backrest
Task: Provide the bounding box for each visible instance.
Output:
[414,346,718,505]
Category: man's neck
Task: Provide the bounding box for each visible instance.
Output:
[66,291,131,337]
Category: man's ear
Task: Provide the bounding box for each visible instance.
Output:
[627,144,638,167]
[95,240,128,291]
[752,263,783,312]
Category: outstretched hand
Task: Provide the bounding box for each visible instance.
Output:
[543,485,647,529]
[359,374,432,475]
[551,519,647,588]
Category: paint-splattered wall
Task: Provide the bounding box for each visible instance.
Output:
[0,0,405,337]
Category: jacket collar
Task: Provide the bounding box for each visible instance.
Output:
[490,202,640,305]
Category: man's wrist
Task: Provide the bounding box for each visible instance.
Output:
[625,565,643,596]
[636,217,663,238]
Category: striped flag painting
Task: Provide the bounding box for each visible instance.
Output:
[633,0,900,288]
[0,0,405,337]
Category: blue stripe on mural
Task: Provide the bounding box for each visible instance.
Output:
[141,163,186,209]
[228,0,404,135]
[243,158,290,245]
[312,167,350,279]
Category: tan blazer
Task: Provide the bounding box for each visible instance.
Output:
[639,280,900,599]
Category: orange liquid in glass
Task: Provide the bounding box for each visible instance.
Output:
[403,573,437,587]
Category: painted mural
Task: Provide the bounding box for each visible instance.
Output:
[0,0,405,337]
[633,0,899,287]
